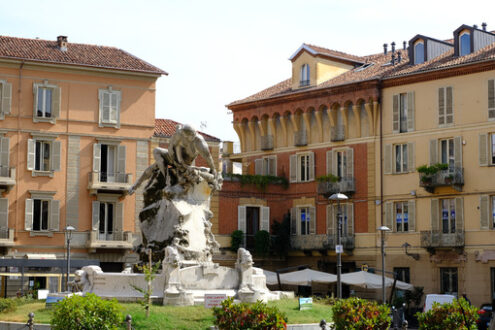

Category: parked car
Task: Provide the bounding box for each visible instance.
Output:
[477,303,493,330]
[423,294,455,312]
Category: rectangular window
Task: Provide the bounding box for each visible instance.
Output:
[299,154,310,182]
[439,87,454,125]
[35,141,50,171]
[491,134,495,165]
[98,202,114,240]
[395,202,409,232]
[36,87,52,118]
[336,151,346,178]
[399,93,408,133]
[440,267,458,296]
[492,196,495,229]
[99,89,121,127]
[33,199,49,231]
[100,144,116,182]
[395,144,408,173]
[491,268,495,301]
[300,207,310,235]
[262,156,276,176]
[394,267,410,283]
[440,138,455,170]
[488,79,495,119]
[441,199,456,234]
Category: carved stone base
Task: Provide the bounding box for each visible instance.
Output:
[163,291,194,306]
[237,290,263,303]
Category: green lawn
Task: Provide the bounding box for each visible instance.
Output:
[0,298,333,329]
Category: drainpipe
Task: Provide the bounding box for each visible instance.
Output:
[378,78,383,226]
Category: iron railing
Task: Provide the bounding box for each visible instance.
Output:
[294,131,308,146]
[290,234,354,250]
[317,177,355,195]
[331,126,345,141]
[261,135,274,150]
[420,230,464,248]
[419,167,464,192]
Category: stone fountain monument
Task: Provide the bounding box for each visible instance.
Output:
[72,124,288,305]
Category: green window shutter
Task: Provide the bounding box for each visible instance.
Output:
[117,145,126,181]
[429,139,438,165]
[479,133,489,166]
[92,201,100,230]
[51,140,61,172]
[385,202,393,231]
[289,155,297,183]
[431,199,439,231]
[238,205,246,233]
[93,143,101,173]
[488,79,495,119]
[25,199,33,231]
[384,144,392,174]
[407,92,415,131]
[49,200,60,231]
[309,206,316,235]
[260,206,270,232]
[308,152,315,181]
[0,198,8,229]
[51,86,61,118]
[392,94,399,133]
[446,87,453,124]
[347,203,354,236]
[255,159,262,175]
[1,82,12,115]
[0,137,10,175]
[326,205,334,235]
[326,150,333,175]
[290,207,297,235]
[407,142,415,173]
[115,202,124,233]
[454,136,462,168]
[408,200,416,232]
[27,139,35,171]
[480,195,489,230]
[438,87,445,125]
[346,148,354,178]
[455,197,463,231]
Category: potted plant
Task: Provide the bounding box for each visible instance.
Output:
[316,174,340,183]
[444,173,454,184]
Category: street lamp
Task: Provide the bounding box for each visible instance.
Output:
[329,193,348,299]
[65,225,75,292]
[378,225,391,304]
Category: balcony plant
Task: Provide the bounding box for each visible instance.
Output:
[417,163,448,184]
[316,174,340,183]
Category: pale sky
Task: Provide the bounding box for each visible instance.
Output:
[1,1,494,142]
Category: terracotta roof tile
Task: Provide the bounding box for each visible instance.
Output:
[154,119,221,142]
[303,43,365,63]
[0,35,167,75]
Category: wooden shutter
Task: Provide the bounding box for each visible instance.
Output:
[308,152,315,181]
[479,134,489,166]
[115,202,124,233]
[392,94,399,133]
[290,207,297,235]
[407,142,415,172]
[51,86,61,118]
[110,93,118,123]
[269,156,277,176]
[385,202,393,231]
[384,144,392,174]
[438,87,445,125]
[431,199,439,231]
[488,79,495,119]
[429,139,438,165]
[255,159,262,175]
[408,200,416,232]
[309,206,316,235]
[327,205,334,235]
[260,206,270,232]
[407,92,415,131]
[93,143,101,172]
[0,137,9,175]
[117,145,126,180]
[51,140,61,172]
[480,195,490,230]
[455,197,463,231]
[25,199,33,231]
[49,200,60,231]
[1,82,12,115]
[102,91,110,123]
[289,155,297,182]
[446,87,453,124]
[326,150,333,175]
[454,136,462,168]
[347,203,354,235]
[92,201,100,230]
[27,139,35,171]
[0,198,8,229]
[32,84,39,118]
[346,148,354,178]
[238,206,246,233]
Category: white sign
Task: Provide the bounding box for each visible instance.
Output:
[204,294,227,308]
[335,244,343,253]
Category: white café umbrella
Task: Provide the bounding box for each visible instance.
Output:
[263,270,279,285]
[278,268,337,286]
[341,271,413,291]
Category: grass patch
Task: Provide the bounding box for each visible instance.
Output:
[0,298,332,329]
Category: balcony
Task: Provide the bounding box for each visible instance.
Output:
[294,131,308,146]
[0,229,15,247]
[419,167,464,193]
[261,135,274,150]
[0,167,15,192]
[291,234,354,251]
[89,230,133,250]
[88,171,133,195]
[317,177,355,196]
[420,230,464,249]
[331,126,345,142]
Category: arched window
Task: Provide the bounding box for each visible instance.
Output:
[459,31,471,56]
[414,41,425,64]
[300,64,310,86]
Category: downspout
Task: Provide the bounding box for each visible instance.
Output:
[378,78,383,226]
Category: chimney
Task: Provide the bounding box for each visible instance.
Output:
[403,41,407,50]
[391,41,396,53]
[473,24,478,29]
[383,43,388,55]
[391,52,396,65]
[57,36,68,52]
[482,22,487,31]
[397,50,402,63]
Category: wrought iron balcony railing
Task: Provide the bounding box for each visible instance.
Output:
[331,126,345,142]
[261,135,274,150]
[294,131,308,146]
[317,177,355,196]
[88,171,133,195]
[420,230,464,248]
[290,234,354,251]
[419,167,464,193]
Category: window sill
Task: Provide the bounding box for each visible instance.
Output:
[99,122,120,129]
[32,170,54,178]
[29,231,54,237]
[33,117,56,124]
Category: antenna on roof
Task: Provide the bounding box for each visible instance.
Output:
[482,22,487,31]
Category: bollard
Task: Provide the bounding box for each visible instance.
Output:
[27,312,34,330]
[319,319,327,329]
[126,314,132,330]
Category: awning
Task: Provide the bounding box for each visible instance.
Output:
[263,270,278,285]
[24,254,59,260]
[341,271,413,291]
[278,268,337,286]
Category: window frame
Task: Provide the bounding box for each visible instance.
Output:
[98,87,122,128]
[27,135,61,177]
[395,201,409,232]
[399,93,408,133]
[414,41,425,65]
[459,31,471,56]
[491,134,495,165]
[33,82,60,124]
[25,190,59,234]
[439,138,455,170]
[298,153,310,182]
[32,198,50,231]
[440,267,458,296]
[440,198,456,234]
[98,201,115,240]
[299,206,310,236]
[0,79,12,119]
[394,143,408,173]
[492,196,495,229]
[300,64,310,87]
[394,267,410,283]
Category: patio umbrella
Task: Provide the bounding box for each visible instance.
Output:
[263,270,279,285]
[278,268,337,286]
[341,271,413,290]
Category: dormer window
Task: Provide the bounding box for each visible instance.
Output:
[414,41,425,64]
[459,31,471,56]
[300,64,310,87]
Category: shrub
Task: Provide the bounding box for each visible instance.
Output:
[213,297,287,329]
[416,297,478,330]
[332,297,391,330]
[0,298,16,313]
[231,230,244,251]
[316,174,340,183]
[51,293,122,330]
[255,230,270,257]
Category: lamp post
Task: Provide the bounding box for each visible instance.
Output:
[378,225,391,304]
[65,225,75,292]
[329,193,348,299]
